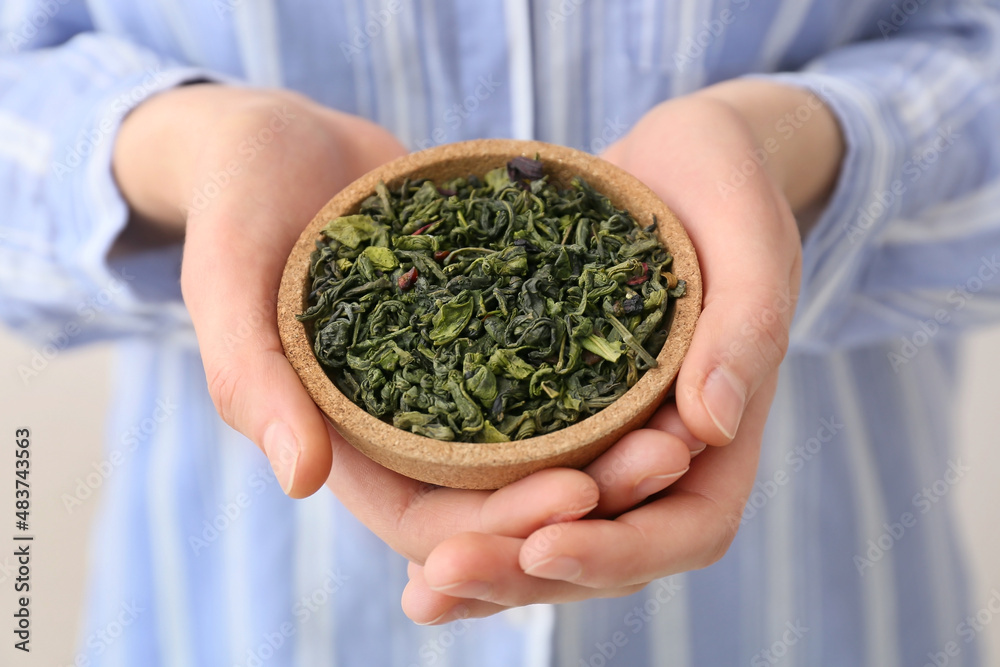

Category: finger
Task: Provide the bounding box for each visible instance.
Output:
[675,239,796,447]
[666,178,796,447]
[180,100,407,498]
[402,563,508,625]
[643,400,706,456]
[482,468,599,532]
[324,421,599,562]
[182,198,337,498]
[582,427,691,518]
[520,496,732,588]
[180,118,364,497]
[418,533,642,608]
[520,375,774,587]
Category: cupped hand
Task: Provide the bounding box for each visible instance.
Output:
[400,81,846,623]
[115,84,408,496]
[114,81,840,626]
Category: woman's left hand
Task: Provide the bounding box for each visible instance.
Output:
[401,79,844,624]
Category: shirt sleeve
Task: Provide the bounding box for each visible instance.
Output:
[752,0,1000,352]
[0,4,225,349]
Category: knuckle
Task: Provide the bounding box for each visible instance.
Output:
[714,291,792,380]
[698,513,740,569]
[727,294,790,377]
[390,484,444,562]
[205,362,242,428]
[683,489,740,570]
[754,316,789,369]
[582,572,623,590]
[604,583,647,599]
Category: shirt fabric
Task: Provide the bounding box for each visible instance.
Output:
[2,1,1000,665]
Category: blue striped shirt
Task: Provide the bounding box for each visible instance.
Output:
[2,1,1000,665]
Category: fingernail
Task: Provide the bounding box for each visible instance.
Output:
[634,468,688,501]
[415,604,471,626]
[263,421,300,495]
[524,556,582,582]
[689,443,707,457]
[703,366,747,440]
[415,610,452,626]
[546,501,599,525]
[430,580,492,599]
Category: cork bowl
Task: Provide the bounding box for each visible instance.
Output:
[278,139,702,489]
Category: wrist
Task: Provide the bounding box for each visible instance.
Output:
[112,84,315,234]
[693,79,845,215]
[113,83,220,231]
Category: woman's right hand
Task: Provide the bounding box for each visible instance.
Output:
[114,84,409,496]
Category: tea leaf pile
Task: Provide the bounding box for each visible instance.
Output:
[298,157,686,442]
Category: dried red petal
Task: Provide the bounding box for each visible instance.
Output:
[398,267,418,291]
[507,156,544,182]
[433,250,450,263]
[412,223,434,235]
[626,262,650,286]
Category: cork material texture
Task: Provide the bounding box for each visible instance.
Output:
[277,139,702,489]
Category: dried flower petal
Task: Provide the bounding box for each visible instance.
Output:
[507,156,544,183]
[398,267,418,291]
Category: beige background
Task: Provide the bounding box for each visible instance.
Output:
[0,325,998,665]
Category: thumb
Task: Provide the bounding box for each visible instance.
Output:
[182,210,333,498]
[603,113,801,448]
[161,95,407,498]
[674,181,801,446]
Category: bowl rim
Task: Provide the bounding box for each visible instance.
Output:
[277,138,702,472]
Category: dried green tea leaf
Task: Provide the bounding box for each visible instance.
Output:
[581,334,624,363]
[488,348,535,381]
[484,167,510,193]
[430,294,474,346]
[361,246,399,271]
[323,215,382,249]
[297,157,686,442]
[466,366,498,407]
[476,421,511,443]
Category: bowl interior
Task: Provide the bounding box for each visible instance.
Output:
[277,139,702,487]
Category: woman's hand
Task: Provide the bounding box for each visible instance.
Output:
[113,80,842,625]
[114,84,409,496]
[400,80,844,623]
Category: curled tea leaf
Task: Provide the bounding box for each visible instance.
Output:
[581,334,624,363]
[488,348,535,381]
[298,161,686,442]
